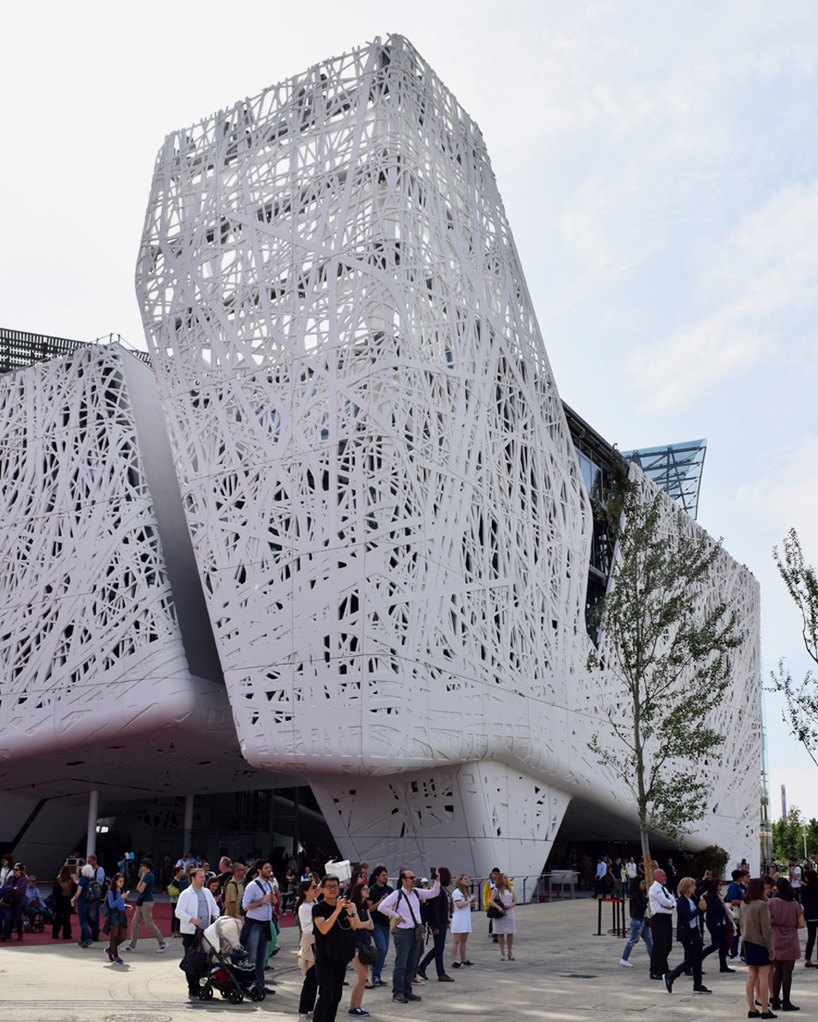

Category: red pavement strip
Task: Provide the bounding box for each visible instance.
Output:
[1,902,297,950]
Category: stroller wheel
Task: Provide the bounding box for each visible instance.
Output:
[227,989,243,1004]
[199,984,214,1000]
[36,921,45,933]
[249,987,263,1001]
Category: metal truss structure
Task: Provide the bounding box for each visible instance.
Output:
[623,439,708,519]
[133,35,761,874]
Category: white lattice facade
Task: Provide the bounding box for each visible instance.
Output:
[133,35,761,875]
[0,344,245,827]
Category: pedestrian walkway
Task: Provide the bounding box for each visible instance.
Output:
[1,898,815,1021]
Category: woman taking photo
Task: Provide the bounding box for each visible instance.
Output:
[104,873,130,963]
[296,879,319,1022]
[312,873,362,1022]
[348,881,375,1017]
[769,877,806,1012]
[490,874,517,960]
[739,877,776,1019]
[619,877,653,967]
[450,874,475,969]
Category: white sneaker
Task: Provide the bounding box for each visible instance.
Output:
[729,956,742,964]
[619,958,634,967]
[156,943,169,953]
[123,946,136,952]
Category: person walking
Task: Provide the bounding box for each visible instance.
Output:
[449,874,476,969]
[0,864,28,942]
[176,868,219,998]
[490,874,517,960]
[663,877,710,995]
[648,867,675,980]
[124,858,168,953]
[379,868,441,1003]
[104,873,131,963]
[417,867,454,982]
[620,877,653,967]
[739,877,776,1020]
[72,864,95,947]
[701,877,733,973]
[769,877,806,1012]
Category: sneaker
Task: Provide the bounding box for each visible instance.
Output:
[124,946,136,952]
[438,974,454,982]
[114,957,124,964]
[393,995,408,1004]
[156,943,169,953]
[105,948,114,962]
[412,977,424,985]
[462,961,474,967]
[664,973,673,994]
[730,956,743,964]
[451,962,462,969]
[693,986,712,994]
[619,958,634,968]
[348,1010,369,1017]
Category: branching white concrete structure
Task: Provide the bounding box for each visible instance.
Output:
[135,35,761,874]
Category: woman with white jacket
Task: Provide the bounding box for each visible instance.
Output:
[175,868,219,998]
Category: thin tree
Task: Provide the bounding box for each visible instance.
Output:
[771,528,818,769]
[587,453,742,879]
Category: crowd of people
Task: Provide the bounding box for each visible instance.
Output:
[617,855,818,1019]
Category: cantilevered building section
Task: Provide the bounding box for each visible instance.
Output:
[136,34,761,876]
[0,342,247,863]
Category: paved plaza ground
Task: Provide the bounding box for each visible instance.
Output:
[1,897,816,1022]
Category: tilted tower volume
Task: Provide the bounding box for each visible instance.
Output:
[136,34,601,875]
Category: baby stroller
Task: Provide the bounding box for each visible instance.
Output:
[194,916,265,1003]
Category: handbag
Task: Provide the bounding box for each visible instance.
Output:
[357,939,378,966]
[167,883,180,898]
[487,893,505,919]
[179,931,207,977]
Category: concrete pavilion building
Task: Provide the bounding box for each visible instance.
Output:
[0,36,761,877]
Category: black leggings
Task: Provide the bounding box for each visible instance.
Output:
[805,920,817,961]
[772,958,795,1005]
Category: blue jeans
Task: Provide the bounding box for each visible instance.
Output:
[244,919,270,986]
[392,927,422,997]
[89,900,100,941]
[372,922,390,982]
[77,900,92,943]
[419,924,447,976]
[622,917,653,961]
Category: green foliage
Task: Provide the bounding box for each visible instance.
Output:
[771,529,818,769]
[588,452,741,859]
[771,805,818,860]
[679,844,730,879]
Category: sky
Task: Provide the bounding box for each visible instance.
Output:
[2,0,817,826]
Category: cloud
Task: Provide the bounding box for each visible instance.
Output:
[624,180,818,412]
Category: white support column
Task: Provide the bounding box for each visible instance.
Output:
[183,794,194,851]
[86,790,99,858]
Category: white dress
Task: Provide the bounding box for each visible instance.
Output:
[450,889,472,933]
[491,889,516,934]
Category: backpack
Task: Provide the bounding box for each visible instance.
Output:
[86,875,103,902]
